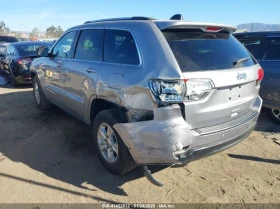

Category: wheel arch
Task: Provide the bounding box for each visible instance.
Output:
[89,98,128,125]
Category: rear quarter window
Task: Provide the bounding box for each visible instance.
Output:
[163,29,256,72]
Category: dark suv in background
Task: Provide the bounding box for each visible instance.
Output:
[234,32,280,124]
[0,36,18,58]
[0,36,18,75]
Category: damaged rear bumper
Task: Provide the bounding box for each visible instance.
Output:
[113,96,262,165]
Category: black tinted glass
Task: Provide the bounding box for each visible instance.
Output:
[0,36,18,43]
[264,39,280,60]
[16,44,51,56]
[52,31,76,58]
[236,38,265,59]
[104,30,140,65]
[74,29,103,61]
[163,29,256,72]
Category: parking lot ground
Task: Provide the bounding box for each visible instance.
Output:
[0,84,279,203]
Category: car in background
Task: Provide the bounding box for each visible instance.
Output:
[0,36,18,76]
[17,38,31,42]
[0,41,52,86]
[234,31,280,124]
[0,36,18,59]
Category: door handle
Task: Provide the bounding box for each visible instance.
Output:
[57,64,63,68]
[85,68,96,73]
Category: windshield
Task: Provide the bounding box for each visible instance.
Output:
[0,36,18,43]
[15,43,52,56]
[163,29,256,72]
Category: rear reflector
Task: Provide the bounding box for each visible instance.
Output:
[206,27,221,32]
[257,68,264,81]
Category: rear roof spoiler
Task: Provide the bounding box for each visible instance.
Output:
[154,21,237,33]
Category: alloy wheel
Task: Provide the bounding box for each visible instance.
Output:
[97,123,118,163]
[271,109,280,120]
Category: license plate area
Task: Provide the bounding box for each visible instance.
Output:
[228,85,243,101]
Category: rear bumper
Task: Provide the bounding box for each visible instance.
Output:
[114,96,262,165]
[262,99,280,111]
[175,126,254,166]
[15,70,32,84]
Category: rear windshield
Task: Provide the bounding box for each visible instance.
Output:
[15,43,51,56]
[163,29,256,72]
[0,36,18,43]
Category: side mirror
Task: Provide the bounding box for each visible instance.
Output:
[57,50,68,58]
[37,46,49,57]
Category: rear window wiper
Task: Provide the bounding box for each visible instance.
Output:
[233,57,250,66]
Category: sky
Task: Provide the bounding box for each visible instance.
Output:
[1,0,280,32]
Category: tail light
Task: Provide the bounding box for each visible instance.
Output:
[256,68,264,86]
[149,79,214,103]
[149,80,185,103]
[17,58,32,65]
[184,79,214,101]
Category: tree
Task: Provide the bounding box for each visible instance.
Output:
[29,27,40,38]
[46,25,57,38]
[13,32,22,38]
[0,21,10,35]
[46,25,64,38]
[55,26,64,37]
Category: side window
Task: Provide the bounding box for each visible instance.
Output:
[264,39,280,60]
[6,46,12,55]
[238,38,265,59]
[104,29,140,65]
[52,31,77,58]
[74,29,103,61]
[6,46,17,56]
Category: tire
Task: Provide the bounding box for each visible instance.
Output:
[93,109,137,175]
[266,108,280,125]
[32,76,52,110]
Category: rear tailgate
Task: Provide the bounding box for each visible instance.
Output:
[161,24,261,129]
[182,66,260,129]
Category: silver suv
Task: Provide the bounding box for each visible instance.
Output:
[31,15,263,186]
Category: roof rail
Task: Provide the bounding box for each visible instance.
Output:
[84,16,156,24]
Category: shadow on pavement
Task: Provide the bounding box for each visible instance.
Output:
[0,90,167,197]
[0,82,32,89]
[0,173,120,203]
[228,154,280,165]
